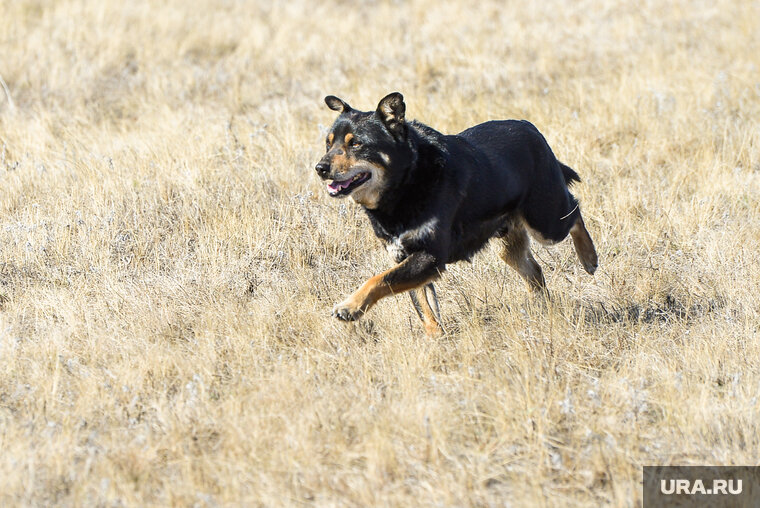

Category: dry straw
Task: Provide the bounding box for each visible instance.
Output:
[0,0,758,506]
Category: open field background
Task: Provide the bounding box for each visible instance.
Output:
[1,0,759,505]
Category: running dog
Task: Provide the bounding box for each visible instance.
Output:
[315,92,598,335]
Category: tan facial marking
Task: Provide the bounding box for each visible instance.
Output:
[327,132,334,144]
[344,133,354,145]
[348,161,388,209]
[330,152,357,174]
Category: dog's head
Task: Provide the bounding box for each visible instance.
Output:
[315,92,414,209]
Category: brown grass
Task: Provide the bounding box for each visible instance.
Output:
[1,0,759,505]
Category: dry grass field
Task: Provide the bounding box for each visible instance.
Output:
[1,0,759,506]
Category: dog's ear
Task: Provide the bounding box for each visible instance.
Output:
[325,95,352,113]
[376,92,406,139]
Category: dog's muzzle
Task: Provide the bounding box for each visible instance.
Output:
[315,161,330,179]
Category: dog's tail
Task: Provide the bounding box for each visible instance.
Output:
[560,162,581,186]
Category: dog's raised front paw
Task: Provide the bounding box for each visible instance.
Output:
[331,300,365,321]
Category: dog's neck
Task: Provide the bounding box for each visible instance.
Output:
[364,123,448,232]
[367,128,421,214]
[376,123,449,210]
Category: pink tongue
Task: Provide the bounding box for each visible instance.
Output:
[328,179,351,191]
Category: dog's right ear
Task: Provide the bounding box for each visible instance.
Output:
[325,95,352,113]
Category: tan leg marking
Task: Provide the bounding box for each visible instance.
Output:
[500,225,547,292]
[410,283,443,337]
[569,214,598,275]
[333,258,439,321]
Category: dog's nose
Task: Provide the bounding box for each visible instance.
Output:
[315,161,330,177]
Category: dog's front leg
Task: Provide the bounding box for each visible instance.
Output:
[410,284,443,337]
[332,252,441,322]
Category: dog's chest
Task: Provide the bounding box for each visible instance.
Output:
[382,220,439,263]
[366,209,440,263]
[384,236,407,263]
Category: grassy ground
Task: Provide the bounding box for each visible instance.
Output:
[1,0,759,505]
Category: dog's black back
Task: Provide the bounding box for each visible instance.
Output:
[362,119,581,265]
[459,120,582,243]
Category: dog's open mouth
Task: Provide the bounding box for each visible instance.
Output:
[327,172,371,196]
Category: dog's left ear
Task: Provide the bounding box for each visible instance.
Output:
[376,92,406,139]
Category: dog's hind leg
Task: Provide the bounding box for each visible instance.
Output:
[500,225,547,293]
[410,283,443,337]
[569,213,598,274]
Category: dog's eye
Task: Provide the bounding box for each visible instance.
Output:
[350,139,362,149]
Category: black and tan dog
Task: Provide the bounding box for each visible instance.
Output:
[315,92,598,335]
